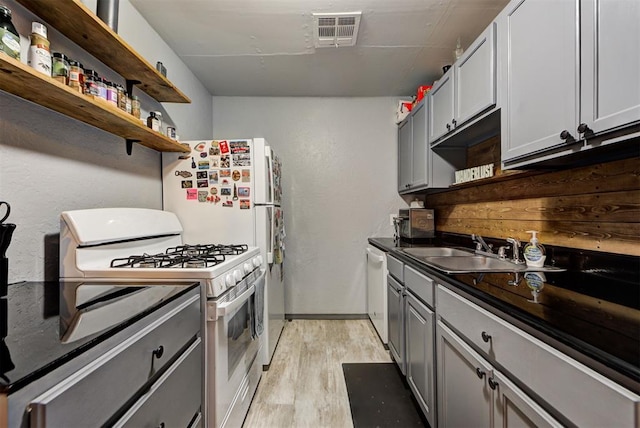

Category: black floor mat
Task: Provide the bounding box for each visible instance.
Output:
[342,362,427,428]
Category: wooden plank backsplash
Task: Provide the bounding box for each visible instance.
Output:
[426,139,640,256]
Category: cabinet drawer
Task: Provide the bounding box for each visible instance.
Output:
[29,294,200,427]
[387,255,404,282]
[114,338,202,428]
[437,285,640,427]
[404,265,434,308]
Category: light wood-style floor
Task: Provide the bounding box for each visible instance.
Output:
[243,319,391,428]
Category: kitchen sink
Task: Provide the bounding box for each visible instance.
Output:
[400,247,475,259]
[398,247,566,274]
[416,255,566,274]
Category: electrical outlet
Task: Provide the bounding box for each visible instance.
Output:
[389,214,397,226]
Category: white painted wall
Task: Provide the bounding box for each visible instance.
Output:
[0,0,212,283]
[212,97,406,315]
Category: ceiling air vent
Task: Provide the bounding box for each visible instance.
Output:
[312,12,362,48]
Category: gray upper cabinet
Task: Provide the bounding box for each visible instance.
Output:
[580,0,640,136]
[429,23,497,145]
[397,101,428,192]
[398,118,413,191]
[398,100,466,194]
[501,0,640,168]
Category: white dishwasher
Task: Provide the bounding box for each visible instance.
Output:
[366,244,388,344]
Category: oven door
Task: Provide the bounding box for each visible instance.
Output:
[206,269,265,428]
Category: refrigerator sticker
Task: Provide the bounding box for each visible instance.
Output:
[222,200,233,207]
[210,187,218,195]
[220,155,230,168]
[209,141,221,156]
[191,157,196,169]
[219,140,230,154]
[181,180,193,188]
[207,194,221,204]
[221,188,231,196]
[175,170,192,178]
[197,180,208,188]
[232,170,241,181]
[242,169,251,182]
[220,169,231,178]
[186,189,198,200]
[196,171,208,179]
[198,191,208,202]
[209,171,218,184]
[230,140,250,154]
[239,200,251,209]
[222,179,230,185]
[194,142,207,152]
[198,161,210,170]
[199,152,208,158]
[210,157,220,168]
[238,187,250,197]
[232,154,251,167]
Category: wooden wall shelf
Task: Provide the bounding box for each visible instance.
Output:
[0,55,189,153]
[16,0,191,104]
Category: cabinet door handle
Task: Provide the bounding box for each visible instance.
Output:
[452,119,457,126]
[475,368,486,379]
[488,377,498,390]
[481,331,492,343]
[559,130,576,142]
[446,123,451,131]
[152,345,164,359]
[157,423,166,428]
[577,123,594,136]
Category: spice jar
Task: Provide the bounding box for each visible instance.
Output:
[116,85,127,111]
[51,52,70,85]
[27,22,51,76]
[125,92,132,114]
[147,111,160,132]
[68,60,84,94]
[105,80,117,106]
[96,75,107,100]
[0,6,21,60]
[131,95,140,118]
[84,69,100,97]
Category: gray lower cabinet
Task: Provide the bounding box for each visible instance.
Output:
[387,273,405,374]
[436,321,560,427]
[436,283,640,427]
[406,291,436,427]
[500,0,640,168]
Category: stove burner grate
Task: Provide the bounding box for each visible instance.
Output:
[110,244,248,269]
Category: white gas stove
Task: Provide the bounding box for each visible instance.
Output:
[59,208,261,298]
[59,207,265,428]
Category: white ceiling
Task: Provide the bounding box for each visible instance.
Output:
[129,0,509,97]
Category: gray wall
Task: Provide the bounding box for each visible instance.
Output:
[0,0,212,283]
[212,97,406,315]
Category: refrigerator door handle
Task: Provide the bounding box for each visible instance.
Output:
[265,147,275,205]
[266,206,275,264]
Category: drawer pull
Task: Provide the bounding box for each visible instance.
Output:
[481,331,492,343]
[157,423,165,428]
[475,368,486,379]
[152,345,164,359]
[488,377,498,390]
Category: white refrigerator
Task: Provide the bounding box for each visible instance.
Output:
[162,138,285,367]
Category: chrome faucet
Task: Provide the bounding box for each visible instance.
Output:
[471,234,494,256]
[506,237,524,264]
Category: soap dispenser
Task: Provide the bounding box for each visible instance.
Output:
[523,231,546,267]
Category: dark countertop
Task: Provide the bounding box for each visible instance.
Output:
[368,236,640,393]
[1,281,199,394]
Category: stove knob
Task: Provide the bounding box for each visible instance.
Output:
[253,256,263,268]
[244,262,253,275]
[234,269,243,283]
[225,274,235,288]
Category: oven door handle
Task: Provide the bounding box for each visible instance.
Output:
[212,284,255,319]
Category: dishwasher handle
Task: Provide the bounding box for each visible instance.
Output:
[366,248,385,264]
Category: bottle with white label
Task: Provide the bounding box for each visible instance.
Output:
[27,22,51,76]
[0,6,21,60]
[523,230,546,268]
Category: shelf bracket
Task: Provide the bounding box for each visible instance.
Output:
[125,139,140,156]
[126,79,141,97]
